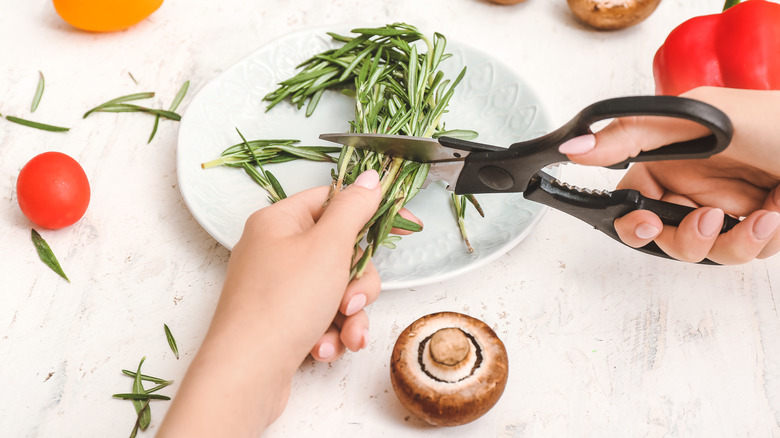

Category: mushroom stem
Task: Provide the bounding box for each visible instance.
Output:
[429,328,470,366]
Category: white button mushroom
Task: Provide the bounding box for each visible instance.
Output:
[390,312,509,427]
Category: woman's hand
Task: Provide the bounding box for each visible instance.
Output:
[559,87,780,264]
[159,170,421,436]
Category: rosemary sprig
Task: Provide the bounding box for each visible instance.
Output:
[31,229,70,282]
[117,357,174,436]
[7,116,69,132]
[163,324,179,359]
[31,71,44,112]
[202,140,339,169]
[212,24,484,276]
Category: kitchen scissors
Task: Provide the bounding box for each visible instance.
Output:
[321,96,737,264]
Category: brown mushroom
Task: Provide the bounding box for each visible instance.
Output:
[390,312,509,426]
[567,0,661,30]
[488,0,527,5]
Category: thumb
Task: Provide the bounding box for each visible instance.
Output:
[558,115,710,167]
[314,170,382,243]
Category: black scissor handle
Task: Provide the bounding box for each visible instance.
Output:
[523,171,741,265]
[447,96,733,195]
[563,96,734,169]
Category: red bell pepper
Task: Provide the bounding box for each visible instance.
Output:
[653,0,780,96]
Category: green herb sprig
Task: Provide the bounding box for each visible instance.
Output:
[115,357,173,437]
[31,229,69,281]
[206,23,485,274]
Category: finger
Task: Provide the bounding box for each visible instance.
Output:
[339,309,370,352]
[559,116,710,167]
[757,186,780,258]
[653,207,725,262]
[614,210,664,248]
[242,186,331,238]
[310,323,347,362]
[702,210,780,264]
[340,258,381,316]
[315,170,382,244]
[390,208,423,236]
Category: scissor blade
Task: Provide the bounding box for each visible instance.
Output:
[319,133,470,163]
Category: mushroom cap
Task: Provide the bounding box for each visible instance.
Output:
[488,0,527,4]
[390,312,509,427]
[567,0,661,30]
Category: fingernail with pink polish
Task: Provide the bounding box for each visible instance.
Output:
[635,223,660,240]
[345,294,367,316]
[753,211,780,240]
[698,208,724,237]
[354,169,380,189]
[558,134,596,155]
[318,342,335,358]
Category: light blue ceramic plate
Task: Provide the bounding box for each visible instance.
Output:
[177,25,552,290]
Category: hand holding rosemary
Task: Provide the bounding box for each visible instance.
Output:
[158,173,389,436]
[203,23,485,278]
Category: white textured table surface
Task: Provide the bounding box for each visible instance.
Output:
[2,1,779,437]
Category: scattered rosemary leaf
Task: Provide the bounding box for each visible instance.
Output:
[149,80,189,143]
[7,116,69,132]
[31,229,70,282]
[113,393,172,401]
[128,72,138,84]
[168,81,189,112]
[83,92,155,118]
[31,71,45,113]
[121,370,174,385]
[148,116,160,143]
[91,103,181,120]
[164,324,179,359]
[132,357,151,430]
[130,400,150,438]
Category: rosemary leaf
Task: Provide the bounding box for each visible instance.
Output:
[132,357,151,430]
[149,80,189,143]
[148,116,160,144]
[168,81,190,112]
[113,393,172,401]
[163,324,179,359]
[129,400,150,438]
[31,229,70,282]
[121,370,174,385]
[31,71,44,113]
[92,103,181,121]
[465,194,485,217]
[391,215,422,232]
[7,116,69,132]
[83,92,155,118]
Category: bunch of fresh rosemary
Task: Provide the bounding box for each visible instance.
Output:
[207,23,482,277]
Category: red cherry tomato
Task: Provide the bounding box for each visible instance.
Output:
[16,152,91,229]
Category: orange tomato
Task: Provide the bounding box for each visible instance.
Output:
[52,0,163,32]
